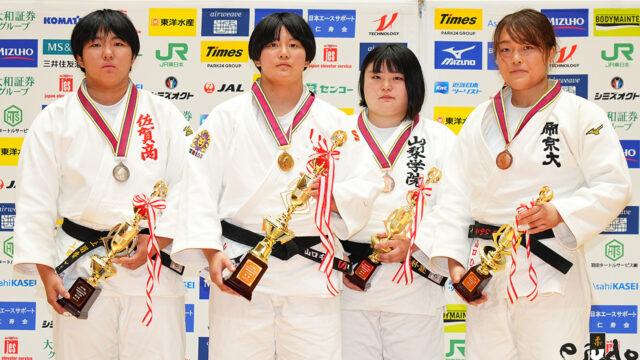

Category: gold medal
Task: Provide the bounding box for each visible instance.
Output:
[382,173,395,193]
[496,149,513,170]
[277,151,294,171]
[112,162,130,182]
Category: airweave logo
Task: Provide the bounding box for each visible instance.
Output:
[434,9,482,32]
[200,41,248,63]
[434,41,482,70]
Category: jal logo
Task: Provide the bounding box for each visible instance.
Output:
[435,41,482,70]
[156,43,188,61]
[0,39,38,68]
[165,76,178,89]
[4,337,17,355]
[557,44,577,63]
[3,105,22,127]
[602,43,634,61]
[373,12,398,31]
[611,77,624,90]
[541,9,589,37]
[3,236,12,258]
[324,44,337,62]
[204,82,243,93]
[0,180,16,191]
[204,82,215,93]
[59,75,73,92]
[434,81,449,94]
[605,239,624,261]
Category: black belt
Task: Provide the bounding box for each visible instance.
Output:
[468,221,573,274]
[341,240,447,286]
[56,218,184,275]
[222,220,353,273]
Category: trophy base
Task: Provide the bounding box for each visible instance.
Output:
[223,252,268,301]
[56,277,102,319]
[452,264,492,302]
[345,257,380,291]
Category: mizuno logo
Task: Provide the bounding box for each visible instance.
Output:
[586,124,603,135]
[442,45,476,59]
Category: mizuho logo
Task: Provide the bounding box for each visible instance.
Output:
[548,17,585,28]
[0,48,34,58]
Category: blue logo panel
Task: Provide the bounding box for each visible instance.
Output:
[0,39,38,68]
[602,206,639,235]
[0,203,16,232]
[308,9,356,38]
[359,42,407,69]
[621,140,639,169]
[255,9,303,26]
[198,336,209,360]
[201,9,250,36]
[487,41,498,70]
[199,275,210,300]
[0,301,36,330]
[590,305,638,334]
[541,9,589,37]
[548,74,588,99]
[434,41,482,70]
[185,303,194,332]
[43,39,71,55]
[434,81,449,94]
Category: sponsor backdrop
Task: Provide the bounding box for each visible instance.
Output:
[0,0,638,358]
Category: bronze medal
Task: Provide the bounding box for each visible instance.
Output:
[382,173,395,193]
[277,151,294,171]
[496,150,513,170]
[112,162,130,182]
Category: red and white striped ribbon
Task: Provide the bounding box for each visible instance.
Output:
[392,175,432,285]
[507,201,538,303]
[307,133,341,295]
[133,194,166,326]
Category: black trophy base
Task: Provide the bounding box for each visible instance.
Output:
[345,257,380,291]
[452,264,492,302]
[223,252,268,301]
[56,277,101,319]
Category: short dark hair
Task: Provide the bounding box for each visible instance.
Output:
[493,9,557,62]
[71,9,140,73]
[358,44,425,120]
[249,12,315,70]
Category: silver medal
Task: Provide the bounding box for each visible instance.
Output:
[112,162,130,182]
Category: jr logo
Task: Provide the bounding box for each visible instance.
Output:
[446,339,465,357]
[156,43,188,61]
[601,43,634,61]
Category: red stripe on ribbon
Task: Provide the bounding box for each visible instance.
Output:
[357,112,419,170]
[507,201,539,304]
[307,133,340,295]
[133,194,166,326]
[392,175,432,285]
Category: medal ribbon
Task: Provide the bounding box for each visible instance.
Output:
[78,80,138,158]
[357,111,419,170]
[507,201,539,304]
[133,193,167,326]
[392,175,432,285]
[307,132,341,296]
[252,81,315,149]
[492,80,561,149]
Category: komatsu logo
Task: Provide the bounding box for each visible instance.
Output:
[43,16,81,25]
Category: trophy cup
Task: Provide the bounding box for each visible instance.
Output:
[452,186,554,302]
[57,181,168,319]
[346,167,442,290]
[223,131,347,301]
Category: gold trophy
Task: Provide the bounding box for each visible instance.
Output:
[224,131,347,300]
[57,181,168,319]
[453,186,553,302]
[346,167,442,290]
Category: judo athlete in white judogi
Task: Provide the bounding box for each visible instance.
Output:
[418,10,631,360]
[12,10,189,360]
[339,44,455,360]
[171,13,382,360]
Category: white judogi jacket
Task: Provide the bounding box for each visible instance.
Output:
[13,86,190,297]
[172,89,383,297]
[341,115,456,316]
[420,89,631,299]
